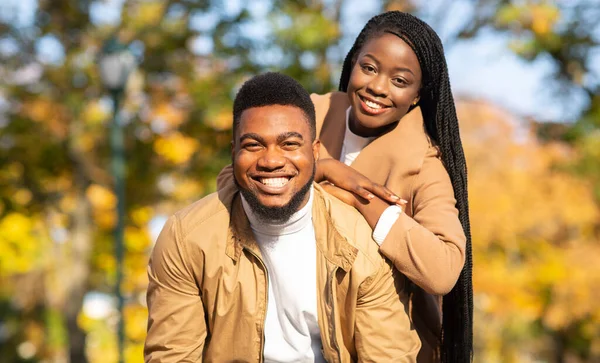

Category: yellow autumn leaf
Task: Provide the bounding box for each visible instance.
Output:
[0,213,46,275]
[530,4,560,36]
[204,106,232,131]
[130,206,153,226]
[153,132,199,165]
[151,102,188,129]
[124,226,151,253]
[82,100,109,126]
[86,184,117,211]
[124,304,148,342]
[14,188,33,205]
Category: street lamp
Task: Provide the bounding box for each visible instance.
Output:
[98,37,136,363]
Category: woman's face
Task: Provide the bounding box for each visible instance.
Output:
[347,32,422,137]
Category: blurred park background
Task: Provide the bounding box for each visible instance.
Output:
[0,0,599,362]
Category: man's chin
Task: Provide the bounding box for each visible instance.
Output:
[237,182,313,224]
[254,194,295,208]
[234,165,316,224]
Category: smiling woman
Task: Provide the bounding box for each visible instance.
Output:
[311,11,473,363]
[347,32,421,137]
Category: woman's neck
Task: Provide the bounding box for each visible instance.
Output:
[347,108,397,138]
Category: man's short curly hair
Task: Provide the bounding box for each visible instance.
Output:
[232,72,316,141]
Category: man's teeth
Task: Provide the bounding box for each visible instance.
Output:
[260,177,289,187]
[364,99,383,109]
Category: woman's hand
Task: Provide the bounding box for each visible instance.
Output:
[315,158,405,205]
[319,181,363,209]
[320,182,401,229]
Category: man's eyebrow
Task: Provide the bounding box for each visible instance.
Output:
[277,131,304,143]
[239,133,265,144]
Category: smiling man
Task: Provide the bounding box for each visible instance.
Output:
[144,73,420,363]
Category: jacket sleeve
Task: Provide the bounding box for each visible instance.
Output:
[354,260,421,362]
[144,215,205,363]
[378,149,466,295]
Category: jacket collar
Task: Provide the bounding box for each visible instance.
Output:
[225,184,358,272]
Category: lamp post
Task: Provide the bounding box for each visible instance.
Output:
[98,37,136,363]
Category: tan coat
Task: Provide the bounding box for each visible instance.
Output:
[312,92,467,361]
[145,182,420,362]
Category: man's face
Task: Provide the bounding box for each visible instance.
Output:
[232,104,320,221]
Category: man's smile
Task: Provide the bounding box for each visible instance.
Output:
[249,173,296,194]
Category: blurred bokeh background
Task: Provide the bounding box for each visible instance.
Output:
[0,0,598,362]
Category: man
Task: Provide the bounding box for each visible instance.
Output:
[144,72,420,362]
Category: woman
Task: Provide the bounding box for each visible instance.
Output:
[314,11,472,363]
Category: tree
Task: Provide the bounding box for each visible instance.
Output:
[458,98,600,362]
[0,0,343,362]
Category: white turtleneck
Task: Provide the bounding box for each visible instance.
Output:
[241,188,326,363]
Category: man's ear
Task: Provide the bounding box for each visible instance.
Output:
[312,139,321,161]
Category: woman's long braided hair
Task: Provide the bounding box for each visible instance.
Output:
[339,11,473,363]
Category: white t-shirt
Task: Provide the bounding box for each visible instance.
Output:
[339,107,375,166]
[241,189,326,363]
[340,107,402,245]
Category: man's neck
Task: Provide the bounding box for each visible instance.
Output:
[240,187,314,236]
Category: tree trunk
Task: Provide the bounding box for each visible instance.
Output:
[45,183,93,363]
[64,185,92,363]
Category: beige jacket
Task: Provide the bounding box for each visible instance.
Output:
[312,92,467,361]
[145,182,420,362]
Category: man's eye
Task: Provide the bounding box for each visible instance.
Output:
[282,142,301,149]
[243,143,262,150]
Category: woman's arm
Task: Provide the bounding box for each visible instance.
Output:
[322,150,466,296]
[316,158,404,205]
[378,151,466,295]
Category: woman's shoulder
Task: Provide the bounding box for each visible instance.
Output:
[310,92,350,117]
[310,92,350,137]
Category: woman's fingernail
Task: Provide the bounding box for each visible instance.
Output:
[390,195,399,200]
[368,194,375,199]
[400,199,408,204]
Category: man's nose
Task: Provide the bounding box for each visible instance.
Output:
[256,147,286,170]
[367,75,388,97]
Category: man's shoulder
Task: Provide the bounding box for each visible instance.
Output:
[315,186,383,268]
[172,191,231,239]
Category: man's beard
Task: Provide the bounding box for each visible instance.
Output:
[235,165,315,224]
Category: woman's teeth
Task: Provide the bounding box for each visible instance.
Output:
[260,177,289,187]
[364,99,383,109]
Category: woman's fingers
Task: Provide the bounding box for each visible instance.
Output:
[361,182,401,204]
[354,186,375,200]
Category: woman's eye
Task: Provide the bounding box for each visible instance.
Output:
[392,78,407,87]
[361,64,376,73]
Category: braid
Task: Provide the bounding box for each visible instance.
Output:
[340,12,473,363]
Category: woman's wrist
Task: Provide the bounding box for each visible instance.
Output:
[355,196,389,229]
[315,158,333,182]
